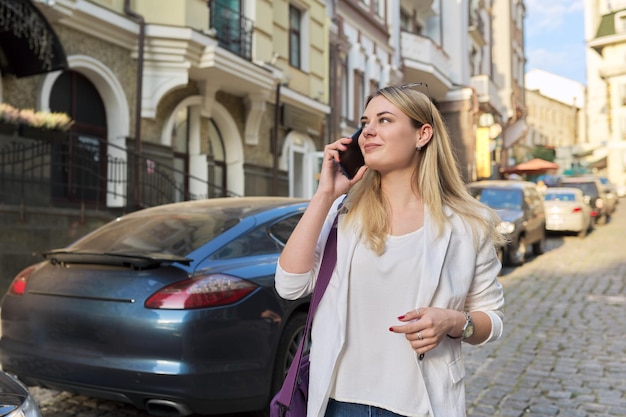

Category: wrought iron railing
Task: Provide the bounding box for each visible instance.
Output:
[208,0,253,61]
[0,131,237,212]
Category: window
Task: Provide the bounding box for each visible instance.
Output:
[269,213,304,244]
[171,107,189,202]
[341,60,349,121]
[361,0,384,19]
[210,0,252,60]
[289,5,302,69]
[354,70,365,123]
[475,189,523,210]
[207,119,227,197]
[374,0,385,19]
[617,12,626,33]
[373,0,385,17]
[400,9,410,32]
[370,79,379,95]
[212,226,280,259]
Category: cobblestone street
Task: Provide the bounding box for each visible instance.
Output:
[465,202,626,417]
[27,200,626,417]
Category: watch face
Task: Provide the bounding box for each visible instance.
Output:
[463,324,474,339]
[462,312,474,339]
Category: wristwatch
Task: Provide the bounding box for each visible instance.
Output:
[461,311,474,339]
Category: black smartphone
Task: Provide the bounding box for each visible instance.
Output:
[338,128,365,179]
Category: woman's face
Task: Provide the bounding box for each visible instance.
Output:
[359,95,422,175]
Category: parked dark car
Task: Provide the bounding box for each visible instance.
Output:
[0,370,42,417]
[558,176,610,224]
[597,176,618,216]
[467,180,546,266]
[0,197,310,417]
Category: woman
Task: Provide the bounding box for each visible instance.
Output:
[275,85,506,417]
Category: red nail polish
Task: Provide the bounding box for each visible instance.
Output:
[389,327,394,332]
[397,315,405,320]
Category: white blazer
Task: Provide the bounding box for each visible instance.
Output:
[275,196,505,417]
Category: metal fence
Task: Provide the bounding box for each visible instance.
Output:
[0,132,236,211]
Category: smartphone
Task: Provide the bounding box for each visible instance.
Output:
[338,128,365,179]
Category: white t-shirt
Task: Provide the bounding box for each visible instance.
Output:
[329,228,429,417]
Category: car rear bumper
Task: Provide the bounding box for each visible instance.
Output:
[0,340,269,415]
[546,216,586,232]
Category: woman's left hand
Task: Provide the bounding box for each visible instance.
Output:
[389,307,463,355]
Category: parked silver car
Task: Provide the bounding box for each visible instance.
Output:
[0,370,42,417]
[544,187,593,237]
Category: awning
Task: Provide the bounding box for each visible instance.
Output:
[581,155,607,170]
[0,0,68,77]
[503,158,559,175]
[502,118,528,148]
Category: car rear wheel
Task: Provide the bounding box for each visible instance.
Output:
[269,312,307,398]
[532,235,545,255]
[507,236,527,266]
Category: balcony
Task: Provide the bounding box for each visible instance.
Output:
[598,62,626,78]
[208,0,253,61]
[400,32,452,99]
[468,12,486,46]
[471,74,504,115]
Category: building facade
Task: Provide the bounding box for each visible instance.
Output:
[1,0,331,208]
[1,0,526,209]
[586,0,626,188]
[524,69,589,174]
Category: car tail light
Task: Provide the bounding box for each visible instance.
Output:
[572,207,582,213]
[145,274,258,309]
[8,265,37,296]
[590,210,598,217]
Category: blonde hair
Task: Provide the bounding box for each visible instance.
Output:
[342,85,505,255]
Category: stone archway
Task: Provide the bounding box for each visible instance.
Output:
[162,96,244,196]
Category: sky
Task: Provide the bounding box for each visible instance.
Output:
[524,0,586,85]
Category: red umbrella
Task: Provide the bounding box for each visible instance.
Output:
[503,158,559,175]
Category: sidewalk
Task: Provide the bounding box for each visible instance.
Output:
[464,202,626,417]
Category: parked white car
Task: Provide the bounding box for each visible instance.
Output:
[544,187,593,237]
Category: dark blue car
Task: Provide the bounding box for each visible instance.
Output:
[0,197,309,416]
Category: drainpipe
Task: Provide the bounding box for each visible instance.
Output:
[124,0,145,208]
[272,81,281,196]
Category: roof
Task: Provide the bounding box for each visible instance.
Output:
[467,180,537,190]
[544,187,584,195]
[524,69,585,107]
[595,11,618,38]
[560,176,602,184]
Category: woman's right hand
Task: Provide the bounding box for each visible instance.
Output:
[317,137,367,198]
[278,137,366,274]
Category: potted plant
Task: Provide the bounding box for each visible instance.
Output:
[18,108,74,142]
